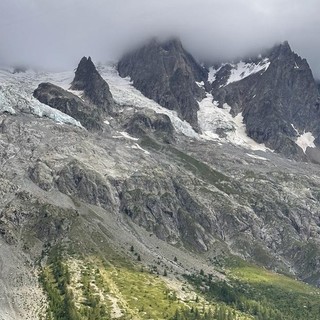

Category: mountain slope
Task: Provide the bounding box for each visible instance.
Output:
[1,47,320,319]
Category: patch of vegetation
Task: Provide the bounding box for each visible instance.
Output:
[41,247,252,320]
[40,246,80,320]
[103,264,183,319]
[40,247,109,320]
[140,135,164,151]
[43,238,306,320]
[186,262,320,320]
[171,305,240,320]
[102,262,251,320]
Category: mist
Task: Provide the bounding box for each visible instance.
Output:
[1,0,319,78]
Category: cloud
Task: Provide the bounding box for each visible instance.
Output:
[0,0,319,78]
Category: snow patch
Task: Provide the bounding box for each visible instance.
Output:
[195,81,204,87]
[225,59,270,86]
[291,124,299,135]
[131,143,150,154]
[291,124,316,153]
[208,67,221,84]
[246,153,268,161]
[67,89,84,99]
[198,94,268,151]
[230,112,268,151]
[296,132,316,153]
[119,131,139,141]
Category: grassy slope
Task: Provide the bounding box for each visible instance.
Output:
[41,244,253,320]
[187,257,320,320]
[229,264,320,319]
[38,205,320,320]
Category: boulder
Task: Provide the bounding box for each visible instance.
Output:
[33,82,103,131]
[124,109,175,143]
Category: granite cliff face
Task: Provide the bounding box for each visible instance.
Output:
[118,38,207,131]
[211,42,320,157]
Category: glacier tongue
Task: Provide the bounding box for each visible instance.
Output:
[0,87,17,114]
[0,69,82,127]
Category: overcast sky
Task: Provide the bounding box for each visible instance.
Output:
[0,0,319,78]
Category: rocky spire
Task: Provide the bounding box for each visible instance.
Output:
[71,56,114,114]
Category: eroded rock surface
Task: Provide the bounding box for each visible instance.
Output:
[118,38,207,131]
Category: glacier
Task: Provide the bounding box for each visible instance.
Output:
[0,69,82,127]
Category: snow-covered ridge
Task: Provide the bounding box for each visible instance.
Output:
[226,59,270,85]
[0,69,82,127]
[208,58,270,86]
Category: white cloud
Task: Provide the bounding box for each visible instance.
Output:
[0,0,319,78]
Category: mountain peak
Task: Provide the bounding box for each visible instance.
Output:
[159,37,184,51]
[136,37,186,57]
[118,37,207,131]
[268,40,294,60]
[278,40,292,54]
[210,40,319,158]
[281,40,291,49]
[74,56,96,79]
[144,37,182,48]
[71,56,114,114]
